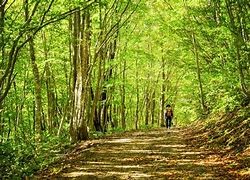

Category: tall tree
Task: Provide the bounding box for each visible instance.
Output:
[24,0,43,136]
[70,9,90,142]
[191,32,207,114]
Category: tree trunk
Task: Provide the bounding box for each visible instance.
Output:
[0,0,6,139]
[0,0,5,64]
[121,56,126,130]
[70,9,89,143]
[151,90,156,126]
[145,88,149,126]
[192,32,207,114]
[43,31,56,133]
[135,56,139,130]
[161,53,166,126]
[24,0,43,136]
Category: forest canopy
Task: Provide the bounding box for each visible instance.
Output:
[0,0,249,178]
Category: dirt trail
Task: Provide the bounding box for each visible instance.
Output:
[37,128,236,179]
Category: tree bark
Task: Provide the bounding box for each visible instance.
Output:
[43,31,56,133]
[192,32,207,114]
[0,0,6,138]
[70,9,89,142]
[135,55,139,130]
[24,0,43,136]
[121,55,126,130]
[151,90,156,126]
[161,52,166,126]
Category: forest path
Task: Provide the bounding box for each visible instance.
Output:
[37,128,236,179]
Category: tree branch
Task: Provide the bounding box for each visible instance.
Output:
[0,0,8,9]
[0,0,97,103]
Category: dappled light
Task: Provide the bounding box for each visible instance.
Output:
[62,171,153,178]
[37,128,237,179]
[106,138,134,143]
[155,144,187,148]
[1,0,249,178]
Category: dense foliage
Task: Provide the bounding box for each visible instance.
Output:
[0,0,249,178]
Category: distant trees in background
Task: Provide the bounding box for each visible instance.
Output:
[0,0,249,177]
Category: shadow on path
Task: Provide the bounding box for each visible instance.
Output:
[36,128,236,179]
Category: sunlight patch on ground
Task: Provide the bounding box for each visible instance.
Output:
[106,138,133,143]
[180,151,203,155]
[144,155,164,159]
[86,161,111,165]
[194,160,223,166]
[239,168,250,176]
[74,165,143,170]
[140,158,197,166]
[125,149,157,153]
[108,171,152,178]
[62,172,95,177]
[62,171,153,178]
[242,146,250,156]
[155,171,215,179]
[91,149,160,154]
[169,159,196,163]
[134,137,169,142]
[155,144,187,148]
[155,170,190,176]
[126,142,153,145]
[128,173,153,178]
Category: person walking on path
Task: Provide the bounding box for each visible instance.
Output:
[165,104,173,129]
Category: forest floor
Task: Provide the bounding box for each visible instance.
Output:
[35,127,248,179]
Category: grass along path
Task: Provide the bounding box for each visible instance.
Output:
[36,128,237,179]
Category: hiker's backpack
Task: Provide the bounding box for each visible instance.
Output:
[165,107,173,117]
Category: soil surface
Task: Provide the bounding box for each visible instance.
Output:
[36,128,238,179]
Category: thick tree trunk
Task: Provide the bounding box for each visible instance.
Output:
[70,9,89,143]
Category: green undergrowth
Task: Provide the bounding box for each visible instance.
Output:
[189,104,249,152]
[0,134,71,179]
[186,104,250,177]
